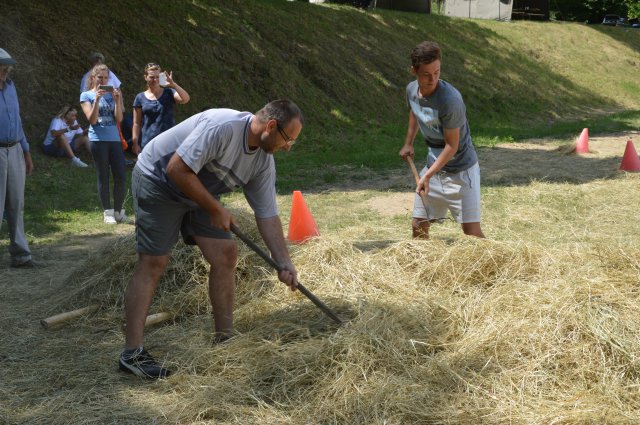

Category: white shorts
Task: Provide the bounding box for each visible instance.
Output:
[413,162,481,224]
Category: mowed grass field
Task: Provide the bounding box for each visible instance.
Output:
[1,133,639,424]
[1,0,640,423]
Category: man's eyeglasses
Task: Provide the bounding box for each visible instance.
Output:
[145,63,160,70]
[276,123,296,147]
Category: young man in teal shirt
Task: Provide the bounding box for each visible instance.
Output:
[399,41,485,239]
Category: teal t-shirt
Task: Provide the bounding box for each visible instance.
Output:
[406,79,477,173]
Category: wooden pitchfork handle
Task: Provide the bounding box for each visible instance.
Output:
[406,156,429,210]
[230,223,344,325]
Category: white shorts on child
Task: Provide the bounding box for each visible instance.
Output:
[413,162,481,224]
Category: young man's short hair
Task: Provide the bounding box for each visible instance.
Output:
[410,41,442,69]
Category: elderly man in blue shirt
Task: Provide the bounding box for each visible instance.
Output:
[0,48,35,268]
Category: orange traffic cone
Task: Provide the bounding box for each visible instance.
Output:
[574,128,590,154]
[619,140,640,172]
[287,191,320,244]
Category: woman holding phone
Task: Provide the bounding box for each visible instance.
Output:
[80,64,128,224]
[131,63,190,153]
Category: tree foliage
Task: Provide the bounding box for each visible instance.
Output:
[626,0,640,18]
[551,0,634,21]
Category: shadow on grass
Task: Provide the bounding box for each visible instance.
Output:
[277,135,633,194]
[478,142,626,187]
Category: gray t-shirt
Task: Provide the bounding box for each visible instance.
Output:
[136,108,278,218]
[406,79,477,173]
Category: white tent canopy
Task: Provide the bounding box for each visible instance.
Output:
[444,0,513,20]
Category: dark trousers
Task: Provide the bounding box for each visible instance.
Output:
[90,141,126,211]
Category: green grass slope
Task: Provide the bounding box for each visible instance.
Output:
[4,0,640,140]
[1,0,639,228]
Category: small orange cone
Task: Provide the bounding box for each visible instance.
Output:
[574,128,590,154]
[287,191,319,244]
[619,140,640,172]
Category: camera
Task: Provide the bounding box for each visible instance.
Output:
[159,72,167,87]
[99,85,114,92]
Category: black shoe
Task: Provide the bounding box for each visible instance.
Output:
[212,333,234,345]
[119,347,171,379]
[11,259,39,269]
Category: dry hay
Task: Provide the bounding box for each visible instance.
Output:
[32,209,640,423]
[9,141,640,424]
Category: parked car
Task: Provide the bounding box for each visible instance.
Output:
[602,14,620,25]
[616,17,628,26]
[614,17,640,28]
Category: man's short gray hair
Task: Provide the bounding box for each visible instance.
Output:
[256,99,304,126]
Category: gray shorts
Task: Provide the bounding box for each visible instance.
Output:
[132,167,231,255]
[413,162,481,224]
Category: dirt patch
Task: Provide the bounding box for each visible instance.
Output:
[480,132,639,186]
[364,132,639,216]
[0,227,133,304]
[366,192,415,216]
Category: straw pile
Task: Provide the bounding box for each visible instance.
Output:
[10,147,640,423]
[49,211,270,322]
[37,208,640,423]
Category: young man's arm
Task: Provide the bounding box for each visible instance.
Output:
[399,110,419,159]
[416,127,459,194]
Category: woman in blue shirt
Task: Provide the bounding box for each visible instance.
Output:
[131,63,190,153]
[80,64,128,224]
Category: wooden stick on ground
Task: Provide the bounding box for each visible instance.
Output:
[40,305,99,329]
[121,312,175,331]
[143,312,173,327]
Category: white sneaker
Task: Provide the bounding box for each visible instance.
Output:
[114,209,133,224]
[103,209,117,225]
[71,157,88,168]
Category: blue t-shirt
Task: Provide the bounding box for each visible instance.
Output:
[0,79,29,152]
[132,88,176,148]
[79,90,120,142]
[406,79,477,173]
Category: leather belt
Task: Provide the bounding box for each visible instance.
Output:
[0,141,18,148]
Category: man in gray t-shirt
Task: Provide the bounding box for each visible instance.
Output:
[119,100,304,379]
[399,41,485,239]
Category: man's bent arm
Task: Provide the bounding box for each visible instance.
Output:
[165,153,231,230]
[256,215,298,289]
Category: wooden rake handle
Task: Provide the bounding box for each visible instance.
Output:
[230,223,344,325]
[406,156,429,209]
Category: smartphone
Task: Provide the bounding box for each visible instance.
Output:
[158,73,167,87]
[99,85,114,92]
